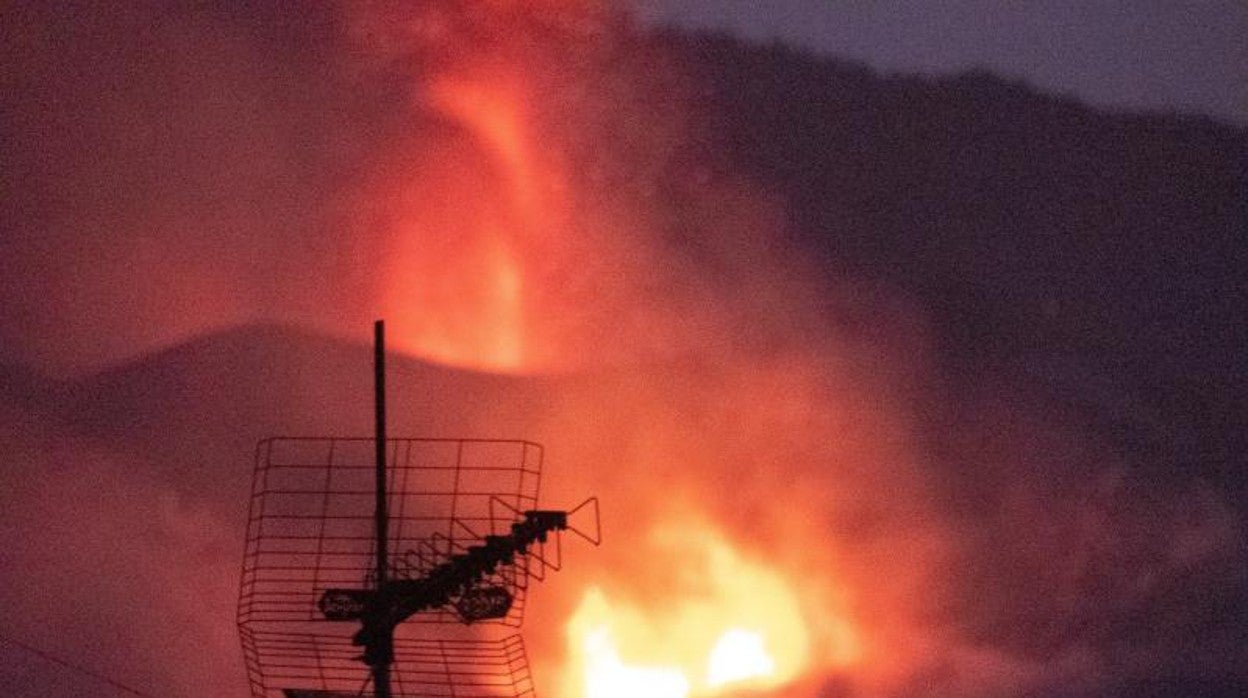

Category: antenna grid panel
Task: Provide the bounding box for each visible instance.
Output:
[238,437,547,697]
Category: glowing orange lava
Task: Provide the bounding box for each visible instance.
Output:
[428,77,551,223]
[561,522,854,697]
[380,64,569,372]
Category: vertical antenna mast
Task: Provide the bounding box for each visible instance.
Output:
[373,320,392,698]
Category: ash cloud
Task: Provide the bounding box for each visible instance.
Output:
[2,2,1246,697]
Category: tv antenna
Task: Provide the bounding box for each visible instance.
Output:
[238,321,600,697]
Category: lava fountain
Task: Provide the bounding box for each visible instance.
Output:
[348,2,912,696]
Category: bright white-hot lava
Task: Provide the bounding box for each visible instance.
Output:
[706,629,776,688]
[581,626,690,698]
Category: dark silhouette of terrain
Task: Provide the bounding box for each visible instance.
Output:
[658,32,1248,496]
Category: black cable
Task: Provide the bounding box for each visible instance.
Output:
[0,633,153,697]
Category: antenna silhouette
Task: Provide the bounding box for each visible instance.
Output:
[238,321,600,697]
[371,319,392,696]
[371,319,386,694]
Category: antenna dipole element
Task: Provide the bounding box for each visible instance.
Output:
[373,320,392,698]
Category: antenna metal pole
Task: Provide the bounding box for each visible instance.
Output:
[373,320,392,698]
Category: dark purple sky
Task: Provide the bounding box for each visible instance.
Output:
[635,0,1248,124]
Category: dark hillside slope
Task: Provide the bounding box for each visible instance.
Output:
[47,324,571,498]
[665,33,1248,493]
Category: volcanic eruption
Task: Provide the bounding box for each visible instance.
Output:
[345,3,875,694]
[1,1,1244,696]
